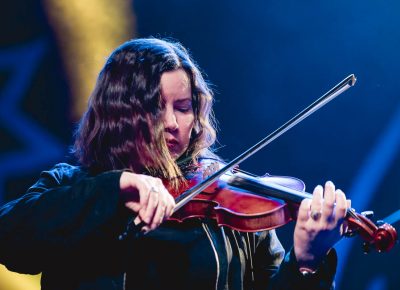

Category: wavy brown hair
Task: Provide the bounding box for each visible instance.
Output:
[72,38,217,182]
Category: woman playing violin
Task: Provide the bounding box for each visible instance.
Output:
[0,38,348,290]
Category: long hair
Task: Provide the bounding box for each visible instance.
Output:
[72,38,217,182]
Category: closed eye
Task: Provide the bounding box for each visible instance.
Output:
[175,106,192,113]
[174,99,193,113]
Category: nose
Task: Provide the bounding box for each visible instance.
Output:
[163,107,179,131]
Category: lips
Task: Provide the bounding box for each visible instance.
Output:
[166,138,179,148]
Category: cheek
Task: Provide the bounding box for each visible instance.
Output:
[181,116,195,140]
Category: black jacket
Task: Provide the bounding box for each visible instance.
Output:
[0,163,337,290]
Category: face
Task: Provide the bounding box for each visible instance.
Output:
[160,69,195,159]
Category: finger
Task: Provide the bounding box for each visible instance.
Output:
[135,178,152,214]
[134,216,142,225]
[298,198,312,223]
[150,195,167,229]
[311,185,323,217]
[141,186,159,224]
[141,225,151,233]
[153,177,175,218]
[322,181,336,222]
[125,201,141,213]
[133,216,153,233]
[334,189,347,224]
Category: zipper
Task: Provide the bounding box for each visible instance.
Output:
[202,223,220,290]
[123,272,126,290]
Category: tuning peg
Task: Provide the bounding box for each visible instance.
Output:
[376,220,385,227]
[361,211,374,219]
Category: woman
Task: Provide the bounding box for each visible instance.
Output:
[0,38,347,290]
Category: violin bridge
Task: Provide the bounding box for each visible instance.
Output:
[202,161,220,179]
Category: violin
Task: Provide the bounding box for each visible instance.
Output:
[167,158,397,253]
[163,74,397,253]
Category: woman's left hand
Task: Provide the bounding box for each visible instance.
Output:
[294,181,349,271]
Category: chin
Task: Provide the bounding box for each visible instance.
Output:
[170,149,186,161]
[169,151,180,160]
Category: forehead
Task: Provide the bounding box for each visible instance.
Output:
[160,69,191,100]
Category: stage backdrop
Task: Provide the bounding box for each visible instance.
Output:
[1,1,399,289]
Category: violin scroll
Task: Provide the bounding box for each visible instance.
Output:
[373,222,398,252]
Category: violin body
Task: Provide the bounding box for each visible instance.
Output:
[167,159,301,231]
[170,172,298,232]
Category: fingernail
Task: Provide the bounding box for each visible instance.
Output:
[326,180,334,187]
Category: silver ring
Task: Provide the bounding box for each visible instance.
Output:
[310,210,322,221]
[150,187,159,194]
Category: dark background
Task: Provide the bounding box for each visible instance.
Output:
[1,1,399,289]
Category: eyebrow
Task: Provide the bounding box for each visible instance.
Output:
[174,98,192,103]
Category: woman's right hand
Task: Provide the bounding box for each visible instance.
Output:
[119,172,176,232]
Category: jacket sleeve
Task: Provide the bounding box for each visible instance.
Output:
[253,230,337,290]
[0,164,129,274]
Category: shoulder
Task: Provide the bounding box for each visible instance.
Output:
[46,162,88,183]
[27,163,89,192]
[49,163,87,180]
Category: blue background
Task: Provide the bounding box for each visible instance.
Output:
[1,1,399,289]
